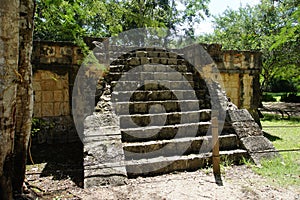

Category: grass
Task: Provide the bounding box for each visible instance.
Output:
[252,114,300,187]
[263,92,300,102]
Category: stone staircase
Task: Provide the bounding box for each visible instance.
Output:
[103,50,248,177]
[83,46,276,187]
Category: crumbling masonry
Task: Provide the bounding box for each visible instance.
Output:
[31,40,277,188]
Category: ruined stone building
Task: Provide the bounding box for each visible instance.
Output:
[31,40,276,187]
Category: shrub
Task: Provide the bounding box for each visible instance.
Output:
[280,93,300,103]
[262,93,276,102]
[269,79,297,93]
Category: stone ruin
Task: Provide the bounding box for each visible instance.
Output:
[76,42,278,188]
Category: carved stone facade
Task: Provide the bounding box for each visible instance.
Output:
[30,41,263,149]
[31,41,83,143]
[32,41,261,120]
[31,41,277,188]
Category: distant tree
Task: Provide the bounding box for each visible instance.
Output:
[198,0,299,92]
[34,0,211,43]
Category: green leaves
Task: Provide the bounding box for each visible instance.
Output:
[34,0,211,42]
[198,0,299,92]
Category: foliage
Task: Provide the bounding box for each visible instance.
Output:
[280,93,300,103]
[31,118,54,137]
[262,93,277,102]
[34,0,211,44]
[198,0,300,92]
[268,78,297,93]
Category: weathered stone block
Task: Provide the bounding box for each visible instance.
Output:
[182,101,199,111]
[83,114,127,187]
[173,90,184,99]
[140,57,150,64]
[160,58,168,64]
[53,102,62,116]
[158,80,170,89]
[53,90,63,102]
[127,57,140,65]
[144,81,159,90]
[240,136,278,164]
[40,80,56,90]
[226,109,254,123]
[60,47,72,56]
[63,89,69,101]
[42,102,54,116]
[143,64,156,72]
[159,52,168,57]
[153,72,167,80]
[176,65,188,72]
[168,52,178,58]
[167,58,177,65]
[159,91,172,100]
[34,91,42,103]
[155,64,168,72]
[241,136,275,152]
[150,57,160,64]
[148,51,159,57]
[136,51,147,57]
[62,102,70,115]
[32,81,41,91]
[33,103,42,117]
[168,72,182,81]
[183,73,193,82]
[200,110,211,121]
[42,91,53,102]
[163,102,179,112]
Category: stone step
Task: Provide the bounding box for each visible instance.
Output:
[123,134,239,160]
[125,149,248,177]
[109,63,194,72]
[121,122,211,142]
[111,80,205,91]
[119,110,211,128]
[112,89,208,102]
[107,72,195,83]
[109,57,189,66]
[114,100,210,115]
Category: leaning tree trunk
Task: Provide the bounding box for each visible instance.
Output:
[0,1,20,199]
[12,0,34,194]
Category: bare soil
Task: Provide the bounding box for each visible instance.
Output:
[24,102,300,199]
[25,140,300,200]
[25,164,300,200]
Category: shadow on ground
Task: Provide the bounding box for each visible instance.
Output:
[263,131,282,142]
[27,141,84,187]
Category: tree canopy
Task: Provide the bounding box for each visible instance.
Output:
[34,0,210,42]
[198,0,299,92]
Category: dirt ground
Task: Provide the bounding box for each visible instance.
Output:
[25,164,300,200]
[23,102,300,199]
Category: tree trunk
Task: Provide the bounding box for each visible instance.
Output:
[0,1,20,199]
[12,0,34,194]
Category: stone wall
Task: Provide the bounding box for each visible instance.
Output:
[203,44,261,112]
[31,41,83,143]
[33,70,69,117]
[31,41,262,143]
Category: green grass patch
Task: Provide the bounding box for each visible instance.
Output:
[253,152,300,187]
[263,92,300,102]
[262,113,300,123]
[253,115,300,187]
[263,92,285,102]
